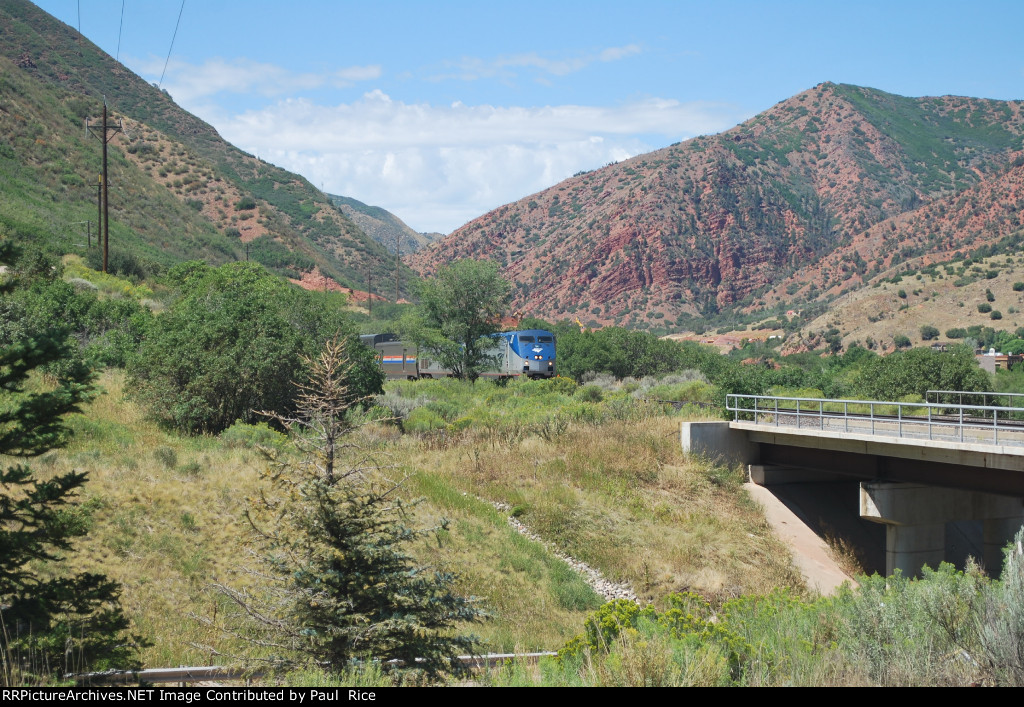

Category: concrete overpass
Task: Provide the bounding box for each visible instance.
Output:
[683,394,1024,578]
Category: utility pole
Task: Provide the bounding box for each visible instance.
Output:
[395,233,401,303]
[96,176,101,251]
[86,99,123,273]
[366,262,372,316]
[86,220,91,248]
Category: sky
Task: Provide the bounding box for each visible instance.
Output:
[30,1,1024,234]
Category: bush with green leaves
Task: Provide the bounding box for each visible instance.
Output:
[0,254,151,370]
[127,262,383,434]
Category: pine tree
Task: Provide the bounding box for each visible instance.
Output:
[0,242,141,683]
[230,337,483,680]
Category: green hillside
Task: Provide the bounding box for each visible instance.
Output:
[0,0,416,295]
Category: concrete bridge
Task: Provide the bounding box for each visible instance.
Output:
[682,394,1024,579]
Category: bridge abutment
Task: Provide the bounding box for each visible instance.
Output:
[680,421,758,467]
[860,482,1024,576]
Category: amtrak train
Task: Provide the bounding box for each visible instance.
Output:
[360,329,556,380]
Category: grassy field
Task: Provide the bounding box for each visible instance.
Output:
[19,370,802,669]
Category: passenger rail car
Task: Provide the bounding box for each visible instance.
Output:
[360,330,556,380]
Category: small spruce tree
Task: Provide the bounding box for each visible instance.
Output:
[230,337,483,679]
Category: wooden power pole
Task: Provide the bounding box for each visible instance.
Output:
[86,100,122,273]
[395,233,401,303]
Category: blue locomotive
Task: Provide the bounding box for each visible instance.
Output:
[360,329,557,380]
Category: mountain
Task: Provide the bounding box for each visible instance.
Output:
[329,195,443,254]
[409,83,1024,331]
[0,0,416,296]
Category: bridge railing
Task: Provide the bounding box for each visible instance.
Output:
[725,393,1024,447]
[926,389,1024,415]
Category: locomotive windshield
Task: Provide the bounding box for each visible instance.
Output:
[519,336,536,343]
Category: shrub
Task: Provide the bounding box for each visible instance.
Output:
[920,325,940,341]
[978,303,993,313]
[127,262,382,434]
[153,445,178,469]
[404,407,447,433]
[991,310,1003,320]
[1013,282,1024,292]
[220,421,289,453]
[893,334,912,348]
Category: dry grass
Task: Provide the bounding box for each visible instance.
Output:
[384,416,802,607]
[22,371,804,667]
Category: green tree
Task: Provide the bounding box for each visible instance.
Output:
[404,259,511,382]
[857,345,990,401]
[0,243,141,682]
[920,325,940,341]
[230,338,483,679]
[127,262,382,434]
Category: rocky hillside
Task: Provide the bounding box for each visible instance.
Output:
[330,194,443,254]
[0,0,416,296]
[409,83,1024,331]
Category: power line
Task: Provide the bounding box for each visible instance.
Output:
[116,0,125,62]
[159,0,186,89]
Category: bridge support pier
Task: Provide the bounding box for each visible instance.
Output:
[860,482,1024,577]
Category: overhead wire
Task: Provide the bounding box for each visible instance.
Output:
[115,0,124,62]
[159,0,186,89]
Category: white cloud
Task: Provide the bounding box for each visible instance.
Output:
[139,57,381,103]
[429,43,643,82]
[213,91,741,233]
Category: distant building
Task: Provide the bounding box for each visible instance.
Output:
[976,349,1023,373]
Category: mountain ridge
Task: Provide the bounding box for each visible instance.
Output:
[409,82,1024,331]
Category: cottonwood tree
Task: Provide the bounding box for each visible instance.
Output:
[219,337,483,679]
[402,259,511,382]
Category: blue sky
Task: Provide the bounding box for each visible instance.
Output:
[31,1,1024,233]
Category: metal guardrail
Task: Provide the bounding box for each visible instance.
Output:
[726,393,1024,448]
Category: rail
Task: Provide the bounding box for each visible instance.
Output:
[73,653,558,685]
[726,393,1024,448]
[926,389,1024,407]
